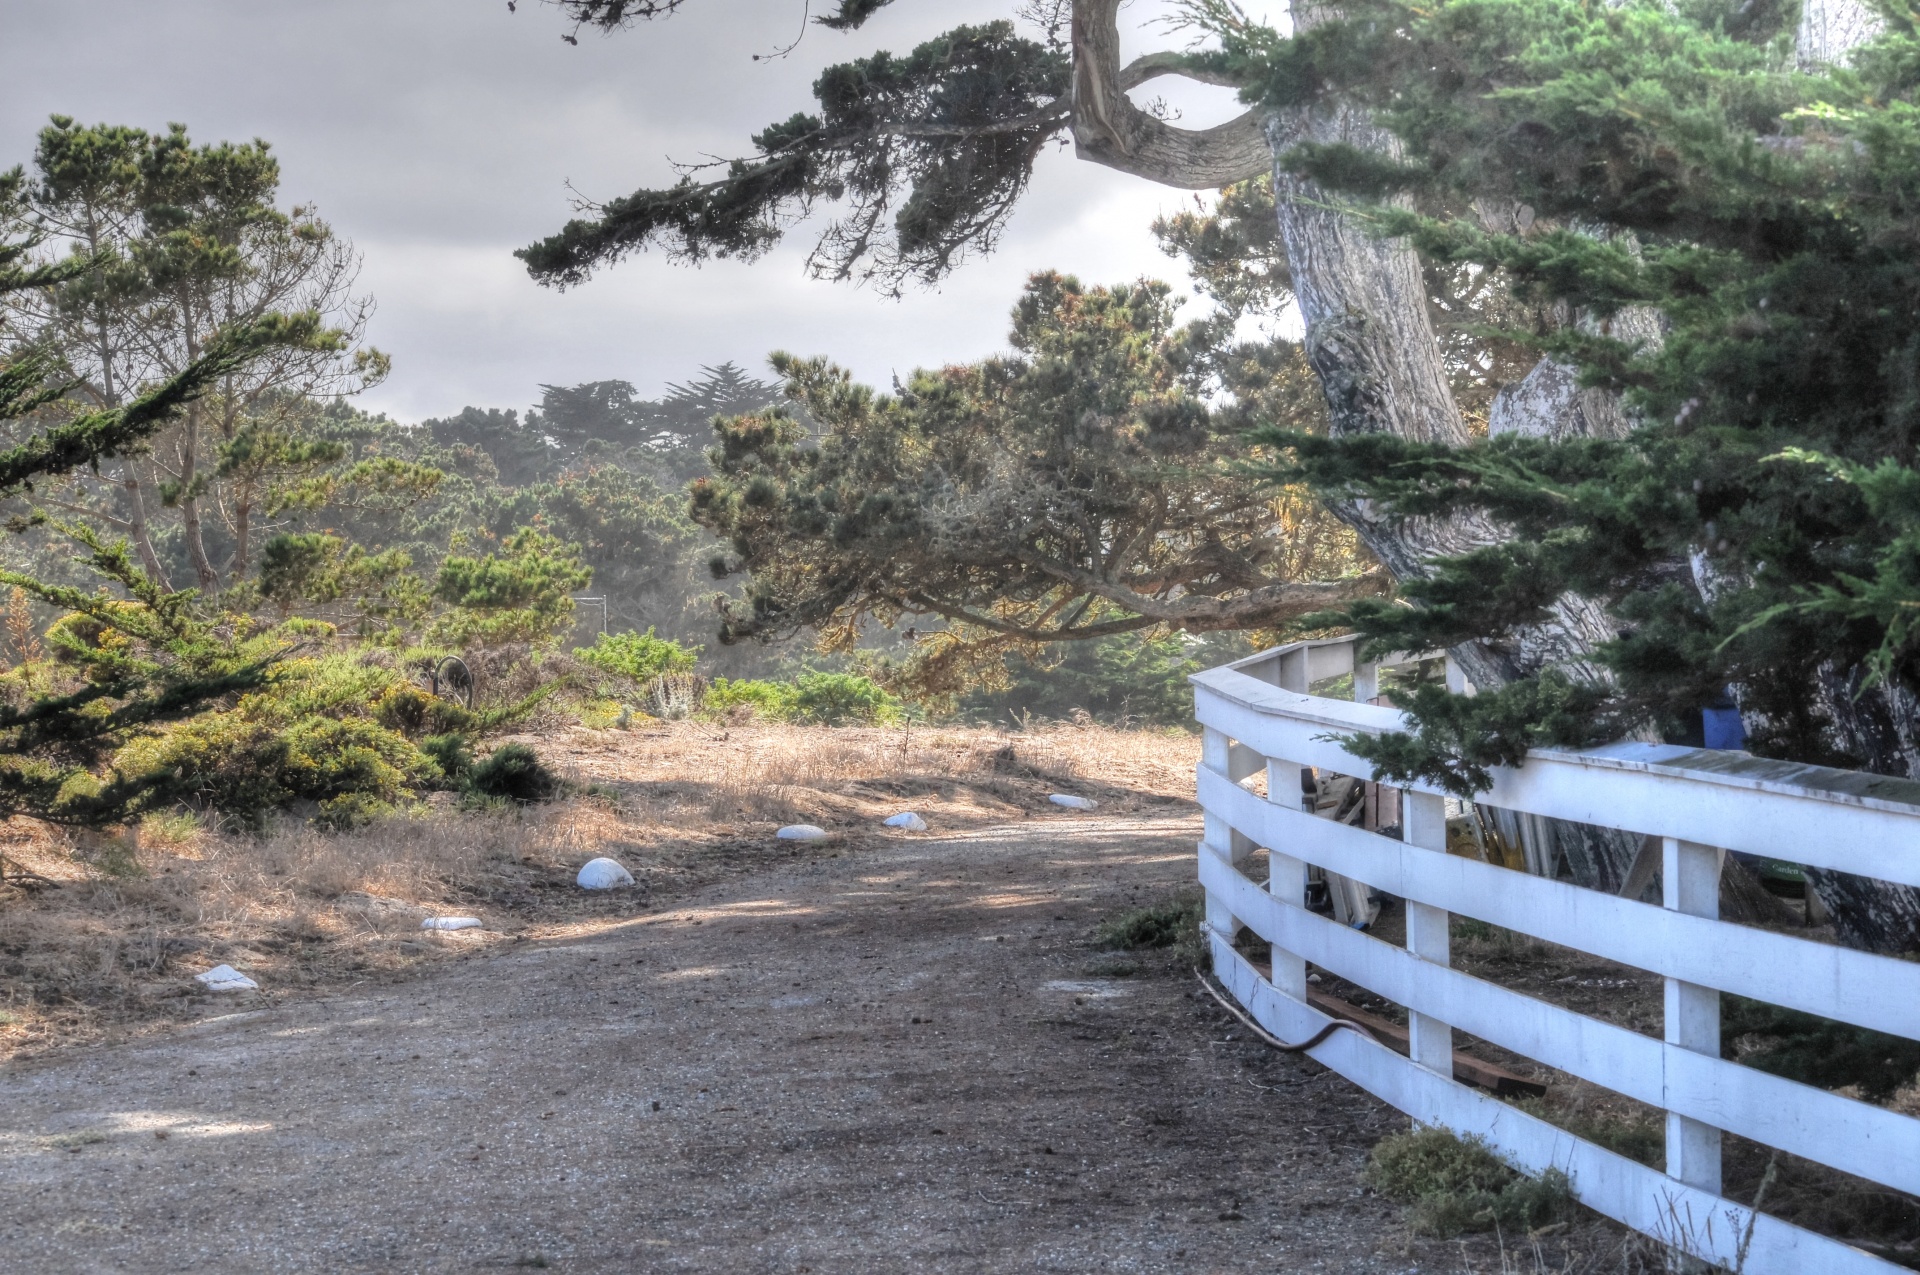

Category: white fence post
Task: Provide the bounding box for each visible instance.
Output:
[1201,727,1262,946]
[1664,837,1724,1195]
[1352,658,1379,706]
[1404,790,1454,1077]
[1266,756,1309,1002]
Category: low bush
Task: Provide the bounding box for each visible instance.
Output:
[574,629,698,684]
[788,671,901,725]
[701,676,796,722]
[466,743,560,804]
[110,647,539,829]
[1723,995,1920,1100]
[700,673,902,725]
[420,733,474,783]
[1098,897,1198,951]
[120,688,434,831]
[1365,1126,1574,1238]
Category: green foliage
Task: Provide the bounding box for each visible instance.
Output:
[787,671,901,725]
[259,532,429,635]
[1097,896,1201,951]
[574,628,699,683]
[1723,995,1920,1100]
[701,676,797,721]
[519,22,1070,292]
[961,631,1248,728]
[112,651,445,828]
[13,117,388,595]
[1340,671,1620,798]
[699,672,902,725]
[466,743,560,804]
[419,732,474,784]
[1168,0,1920,783]
[1366,1126,1575,1238]
[429,528,592,649]
[691,272,1370,697]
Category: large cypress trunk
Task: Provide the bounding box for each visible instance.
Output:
[1261,70,1643,892]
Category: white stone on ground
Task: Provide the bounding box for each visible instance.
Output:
[883,812,928,832]
[1048,794,1097,810]
[576,857,635,889]
[194,964,259,992]
[421,916,483,931]
[776,824,829,841]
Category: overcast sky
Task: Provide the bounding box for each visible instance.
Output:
[3,0,1278,422]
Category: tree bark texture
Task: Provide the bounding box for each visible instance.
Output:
[1252,2,1641,888]
[119,459,170,591]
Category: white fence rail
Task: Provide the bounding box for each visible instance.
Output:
[1191,637,1920,1273]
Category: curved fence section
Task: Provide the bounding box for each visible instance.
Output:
[1191,638,1920,1274]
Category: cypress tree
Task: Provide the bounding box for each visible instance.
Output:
[0,164,322,825]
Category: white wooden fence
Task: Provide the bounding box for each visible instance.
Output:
[1191,637,1920,1273]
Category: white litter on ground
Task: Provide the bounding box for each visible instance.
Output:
[193,964,259,992]
[576,857,635,889]
[777,824,830,841]
[1048,794,1098,810]
[883,812,928,832]
[421,916,483,931]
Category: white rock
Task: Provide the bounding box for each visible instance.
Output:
[776,824,830,841]
[194,964,259,992]
[421,916,483,931]
[576,857,635,889]
[1049,794,1098,810]
[883,812,928,832]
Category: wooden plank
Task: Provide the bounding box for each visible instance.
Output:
[1300,985,1546,1098]
[1199,765,1920,1042]
[1199,850,1920,1196]
[1193,677,1920,888]
[1208,937,1906,1275]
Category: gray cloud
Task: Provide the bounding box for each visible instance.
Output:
[3,0,1269,420]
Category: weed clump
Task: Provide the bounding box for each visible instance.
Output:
[1097,895,1203,962]
[1366,1126,1574,1238]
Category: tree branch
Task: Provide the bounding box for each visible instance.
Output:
[1071,0,1273,189]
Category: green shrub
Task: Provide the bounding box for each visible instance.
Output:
[125,703,433,829]
[420,733,474,784]
[466,743,559,804]
[702,677,798,722]
[372,683,479,737]
[1366,1126,1574,1238]
[574,629,698,683]
[1723,995,1920,1100]
[788,672,901,725]
[1098,897,1200,951]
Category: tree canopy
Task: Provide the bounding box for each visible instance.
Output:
[691,270,1377,693]
[0,150,326,824]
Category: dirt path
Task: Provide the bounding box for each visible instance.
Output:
[1,814,1425,1274]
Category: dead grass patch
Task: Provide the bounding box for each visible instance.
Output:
[0,721,1200,1059]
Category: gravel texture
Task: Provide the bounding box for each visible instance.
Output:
[1,814,1437,1273]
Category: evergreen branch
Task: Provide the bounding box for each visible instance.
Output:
[0,311,328,495]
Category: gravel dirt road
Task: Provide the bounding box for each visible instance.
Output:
[1,813,1430,1274]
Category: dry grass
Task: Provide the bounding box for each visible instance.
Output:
[0,721,1200,1059]
[531,718,1198,830]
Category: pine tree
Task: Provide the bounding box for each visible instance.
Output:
[689,271,1377,693]
[0,168,324,825]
